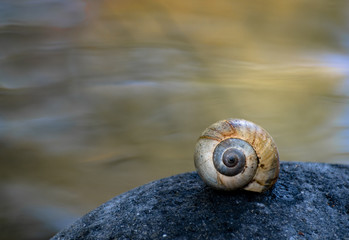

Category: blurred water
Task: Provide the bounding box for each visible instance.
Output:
[0,0,349,239]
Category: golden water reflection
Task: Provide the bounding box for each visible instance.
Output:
[0,0,348,239]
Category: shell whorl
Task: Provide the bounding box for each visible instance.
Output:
[194,118,279,192]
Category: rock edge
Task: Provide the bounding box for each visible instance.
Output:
[52,162,349,240]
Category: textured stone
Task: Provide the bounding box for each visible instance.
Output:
[51,162,349,240]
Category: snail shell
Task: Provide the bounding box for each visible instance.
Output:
[194,118,279,192]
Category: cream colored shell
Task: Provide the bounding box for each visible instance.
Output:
[194,118,279,192]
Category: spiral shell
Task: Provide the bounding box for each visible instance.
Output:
[194,118,279,192]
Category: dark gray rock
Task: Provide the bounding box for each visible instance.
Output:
[51,162,349,240]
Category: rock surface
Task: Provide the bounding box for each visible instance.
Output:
[51,162,349,240]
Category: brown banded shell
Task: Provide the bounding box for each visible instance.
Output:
[194,118,279,192]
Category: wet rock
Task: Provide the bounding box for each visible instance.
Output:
[51,162,349,240]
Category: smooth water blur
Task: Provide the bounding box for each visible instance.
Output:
[0,0,349,239]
